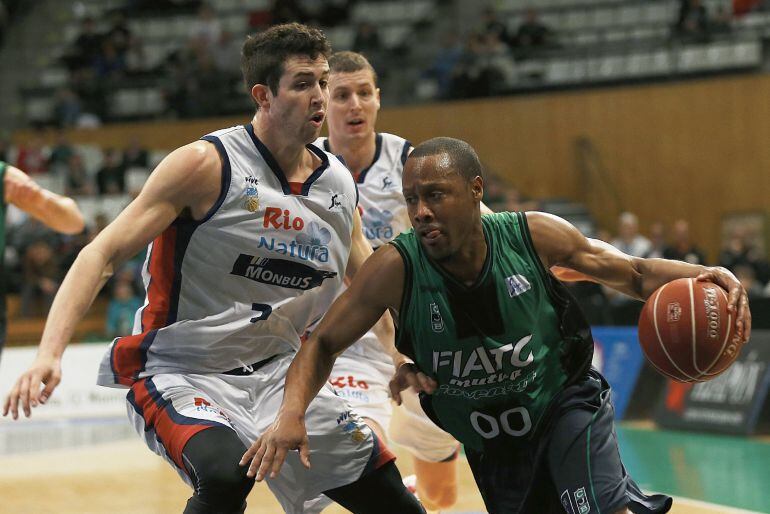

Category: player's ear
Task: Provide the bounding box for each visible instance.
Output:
[471,176,484,201]
[375,88,381,111]
[251,84,271,110]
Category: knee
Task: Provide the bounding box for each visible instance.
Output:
[194,461,253,507]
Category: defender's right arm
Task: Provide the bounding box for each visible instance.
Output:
[3,141,222,419]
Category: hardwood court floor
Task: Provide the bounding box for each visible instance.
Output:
[0,424,766,513]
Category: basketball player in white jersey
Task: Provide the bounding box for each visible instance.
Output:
[310,52,462,514]
[3,24,425,514]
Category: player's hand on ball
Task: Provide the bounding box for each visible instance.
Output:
[2,353,62,420]
[389,362,437,405]
[697,267,751,344]
[240,411,310,481]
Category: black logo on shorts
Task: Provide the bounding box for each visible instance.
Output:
[231,254,337,290]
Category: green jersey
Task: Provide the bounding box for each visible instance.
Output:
[390,212,593,451]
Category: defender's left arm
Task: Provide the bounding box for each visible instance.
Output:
[526,212,750,343]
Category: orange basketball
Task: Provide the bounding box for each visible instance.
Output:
[638,278,741,382]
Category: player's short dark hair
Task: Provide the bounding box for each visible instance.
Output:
[328,51,378,85]
[408,137,484,183]
[241,23,331,108]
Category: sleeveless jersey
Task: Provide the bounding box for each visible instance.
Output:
[312,133,412,363]
[390,212,593,451]
[314,133,412,248]
[97,124,358,387]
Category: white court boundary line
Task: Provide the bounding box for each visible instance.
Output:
[672,495,767,514]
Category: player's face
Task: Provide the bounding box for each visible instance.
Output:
[327,69,380,141]
[403,154,482,261]
[268,55,329,144]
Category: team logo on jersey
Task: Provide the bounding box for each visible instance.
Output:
[336,410,368,443]
[560,490,576,514]
[230,254,337,290]
[573,487,590,513]
[329,193,341,210]
[381,175,394,190]
[505,274,531,298]
[363,208,394,241]
[429,302,445,332]
[243,176,260,213]
[296,221,332,247]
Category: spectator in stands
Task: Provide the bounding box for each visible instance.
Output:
[502,187,539,212]
[15,132,47,175]
[105,11,132,59]
[94,39,127,79]
[96,148,126,195]
[514,8,552,57]
[647,221,666,259]
[190,3,222,47]
[719,225,770,285]
[68,16,103,71]
[53,88,83,128]
[353,21,383,56]
[675,0,711,42]
[270,0,307,25]
[481,6,511,48]
[450,32,506,98]
[105,273,142,338]
[611,212,652,258]
[20,239,61,317]
[48,130,74,176]
[663,219,707,264]
[65,153,92,196]
[423,31,464,99]
[212,30,242,75]
[734,264,767,298]
[122,136,149,169]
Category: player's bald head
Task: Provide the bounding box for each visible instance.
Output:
[407,137,483,183]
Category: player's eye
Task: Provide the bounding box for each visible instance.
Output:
[319,79,328,88]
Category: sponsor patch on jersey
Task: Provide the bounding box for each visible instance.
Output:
[561,490,576,514]
[363,207,394,241]
[230,254,337,290]
[243,176,260,212]
[573,487,590,514]
[505,274,531,298]
[336,410,368,443]
[429,302,445,332]
[328,192,348,212]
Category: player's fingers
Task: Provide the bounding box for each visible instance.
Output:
[255,445,276,482]
[389,379,403,405]
[269,446,288,478]
[247,440,269,478]
[18,376,32,418]
[239,439,259,466]
[299,439,311,469]
[7,383,20,419]
[39,373,60,404]
[416,372,437,394]
[738,295,751,343]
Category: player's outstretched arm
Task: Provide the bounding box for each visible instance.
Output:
[2,141,222,420]
[526,212,750,344]
[241,245,405,481]
[4,164,85,234]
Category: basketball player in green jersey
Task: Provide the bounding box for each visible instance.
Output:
[0,161,85,351]
[244,138,750,513]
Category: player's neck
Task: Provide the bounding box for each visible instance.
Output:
[439,223,487,285]
[329,132,376,176]
[252,118,316,181]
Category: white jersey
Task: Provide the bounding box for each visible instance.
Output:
[312,133,412,364]
[314,133,411,248]
[98,124,358,387]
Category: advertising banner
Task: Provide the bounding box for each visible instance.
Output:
[591,326,646,420]
[655,330,770,435]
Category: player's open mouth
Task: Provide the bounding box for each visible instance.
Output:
[309,113,324,125]
[420,228,442,242]
[347,118,364,126]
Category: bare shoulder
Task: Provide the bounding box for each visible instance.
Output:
[524,211,585,267]
[142,140,222,218]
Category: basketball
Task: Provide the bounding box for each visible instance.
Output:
[638,278,741,382]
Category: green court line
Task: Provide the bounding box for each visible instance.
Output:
[617,424,770,513]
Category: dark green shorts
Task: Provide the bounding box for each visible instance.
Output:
[465,369,672,514]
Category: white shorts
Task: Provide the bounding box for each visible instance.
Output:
[328,353,395,433]
[389,388,459,463]
[328,351,457,463]
[126,352,392,514]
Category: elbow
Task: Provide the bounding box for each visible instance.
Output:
[63,199,86,234]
